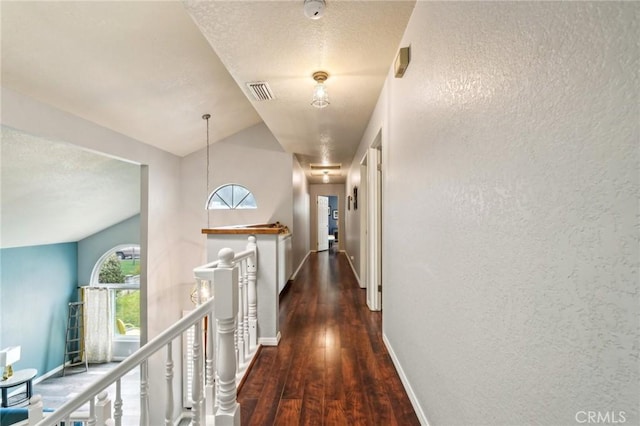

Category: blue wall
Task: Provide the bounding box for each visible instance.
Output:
[0,243,78,378]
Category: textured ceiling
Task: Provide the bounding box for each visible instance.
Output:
[185,0,416,183]
[0,1,415,246]
[1,127,140,249]
[0,1,262,157]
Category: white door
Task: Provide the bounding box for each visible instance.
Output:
[366,147,382,311]
[317,195,329,251]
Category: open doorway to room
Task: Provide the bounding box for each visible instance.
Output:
[310,184,345,254]
[328,195,339,252]
[360,132,383,311]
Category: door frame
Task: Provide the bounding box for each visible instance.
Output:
[361,132,382,311]
[310,186,345,252]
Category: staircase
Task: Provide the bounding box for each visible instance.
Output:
[21,236,260,426]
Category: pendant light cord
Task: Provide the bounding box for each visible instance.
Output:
[203,113,211,229]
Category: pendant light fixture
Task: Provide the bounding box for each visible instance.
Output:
[203,113,211,229]
[311,71,330,108]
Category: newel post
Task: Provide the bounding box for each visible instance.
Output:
[96,391,112,426]
[246,235,258,349]
[214,248,241,426]
[27,395,44,424]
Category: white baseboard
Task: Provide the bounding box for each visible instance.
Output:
[291,251,311,280]
[382,333,430,426]
[34,362,66,385]
[344,251,362,287]
[259,332,281,346]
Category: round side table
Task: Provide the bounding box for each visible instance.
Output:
[0,368,38,407]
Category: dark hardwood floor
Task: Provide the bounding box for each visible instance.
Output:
[238,250,420,425]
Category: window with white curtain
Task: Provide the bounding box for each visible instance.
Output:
[90,245,141,339]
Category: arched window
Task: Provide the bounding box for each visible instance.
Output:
[90,244,140,338]
[206,183,257,210]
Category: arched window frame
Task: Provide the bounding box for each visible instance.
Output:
[90,244,141,286]
[206,183,257,210]
[89,244,141,340]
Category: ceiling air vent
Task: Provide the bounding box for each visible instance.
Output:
[310,163,341,170]
[246,81,275,101]
[311,171,340,177]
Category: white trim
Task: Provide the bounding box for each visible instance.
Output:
[34,363,65,385]
[344,251,361,286]
[259,332,281,346]
[382,333,430,426]
[89,243,141,286]
[290,251,311,280]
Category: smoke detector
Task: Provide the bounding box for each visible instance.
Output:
[304,0,325,20]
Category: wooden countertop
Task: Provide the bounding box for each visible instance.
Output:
[202,223,289,235]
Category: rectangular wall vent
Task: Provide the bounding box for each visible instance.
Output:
[310,163,341,170]
[246,81,275,101]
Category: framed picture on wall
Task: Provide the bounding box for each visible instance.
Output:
[353,186,358,210]
[332,210,338,220]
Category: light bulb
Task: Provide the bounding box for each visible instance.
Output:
[312,83,329,108]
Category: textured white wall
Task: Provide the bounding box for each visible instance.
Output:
[292,157,310,274]
[179,123,294,281]
[344,80,390,281]
[354,2,638,425]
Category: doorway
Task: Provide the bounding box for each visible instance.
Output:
[360,136,382,311]
[311,185,344,253]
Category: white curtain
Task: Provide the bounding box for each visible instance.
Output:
[83,287,113,363]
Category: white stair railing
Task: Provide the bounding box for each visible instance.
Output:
[24,235,259,426]
[193,235,259,425]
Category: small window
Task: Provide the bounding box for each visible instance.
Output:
[206,184,257,210]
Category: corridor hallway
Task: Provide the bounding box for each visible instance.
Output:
[238,251,420,425]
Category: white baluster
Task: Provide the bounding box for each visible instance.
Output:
[114,379,122,426]
[214,248,241,425]
[237,262,245,365]
[215,319,220,411]
[192,320,203,426]
[206,311,215,417]
[140,360,149,426]
[246,235,258,349]
[88,396,96,426]
[165,342,174,426]
[27,395,44,424]
[241,260,249,360]
[96,391,112,426]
